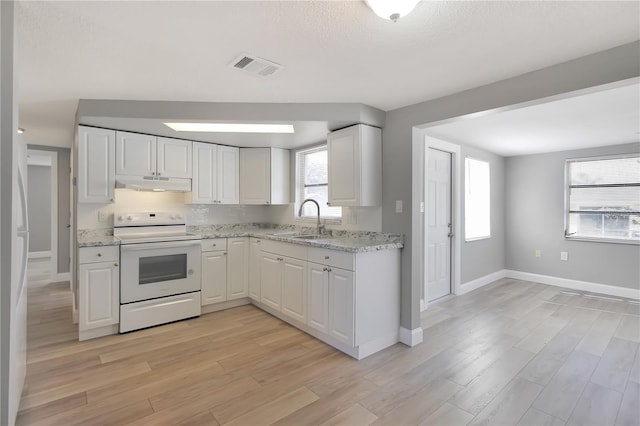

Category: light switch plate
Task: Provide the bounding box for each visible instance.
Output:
[395,200,403,213]
[560,251,568,261]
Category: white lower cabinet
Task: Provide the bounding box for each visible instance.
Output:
[307,263,329,334]
[78,246,119,341]
[227,237,249,299]
[260,252,282,311]
[201,238,249,305]
[328,267,354,345]
[249,238,262,301]
[281,257,307,323]
[201,249,227,305]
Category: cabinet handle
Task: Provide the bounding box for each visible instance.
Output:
[212,244,217,247]
[327,202,331,206]
[256,240,261,243]
[97,253,102,257]
[157,172,161,176]
[151,172,155,176]
[322,267,327,272]
[266,201,270,204]
[277,257,283,261]
[224,252,227,256]
[114,263,118,267]
[324,256,330,260]
[327,267,332,272]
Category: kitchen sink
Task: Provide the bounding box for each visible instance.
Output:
[291,234,326,240]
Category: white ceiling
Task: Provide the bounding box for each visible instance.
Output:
[426,81,640,157]
[16,1,640,151]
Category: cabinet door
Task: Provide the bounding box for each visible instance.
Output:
[260,253,281,311]
[192,142,217,204]
[240,148,270,204]
[328,126,359,206]
[79,262,119,330]
[157,137,192,178]
[328,267,355,345]
[227,237,249,300]
[307,262,329,333]
[77,126,115,203]
[249,238,262,301]
[201,251,227,305]
[116,131,156,176]
[281,256,307,323]
[217,146,240,204]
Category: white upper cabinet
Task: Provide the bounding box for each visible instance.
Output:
[115,131,156,176]
[239,148,289,205]
[116,131,192,178]
[190,143,239,205]
[327,124,381,207]
[157,137,192,178]
[191,142,218,203]
[217,146,240,204]
[77,126,116,204]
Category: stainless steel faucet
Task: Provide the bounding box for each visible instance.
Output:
[298,198,325,235]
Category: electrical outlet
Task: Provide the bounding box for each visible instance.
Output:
[97,210,107,223]
[395,200,403,213]
[535,250,541,258]
[560,251,568,261]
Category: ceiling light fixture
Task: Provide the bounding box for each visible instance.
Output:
[365,0,421,22]
[17,128,24,134]
[164,122,295,134]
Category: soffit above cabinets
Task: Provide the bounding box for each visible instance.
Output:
[77,100,385,149]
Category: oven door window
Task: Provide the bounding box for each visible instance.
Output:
[139,254,187,285]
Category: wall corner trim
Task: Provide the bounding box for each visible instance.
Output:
[458,269,508,295]
[399,326,423,347]
[506,270,640,300]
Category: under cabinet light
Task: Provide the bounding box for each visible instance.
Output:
[164,122,294,134]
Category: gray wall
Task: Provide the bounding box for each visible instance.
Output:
[1,1,17,423]
[383,41,640,331]
[27,165,52,252]
[505,143,640,289]
[28,145,71,274]
[459,146,505,283]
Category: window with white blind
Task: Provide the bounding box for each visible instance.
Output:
[565,154,640,243]
[465,157,491,241]
[295,146,342,220]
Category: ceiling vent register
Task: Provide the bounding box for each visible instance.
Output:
[229,54,283,77]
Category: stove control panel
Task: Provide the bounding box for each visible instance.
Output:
[114,212,185,227]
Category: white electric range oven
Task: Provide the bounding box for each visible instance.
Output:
[114,212,202,332]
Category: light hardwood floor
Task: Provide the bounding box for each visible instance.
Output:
[17,279,640,425]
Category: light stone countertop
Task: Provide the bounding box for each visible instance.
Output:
[77,229,119,247]
[77,224,404,252]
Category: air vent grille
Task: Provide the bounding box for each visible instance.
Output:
[229,54,283,77]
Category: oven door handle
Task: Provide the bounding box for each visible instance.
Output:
[120,240,202,252]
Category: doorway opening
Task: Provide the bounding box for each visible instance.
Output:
[26,149,58,286]
[413,135,461,312]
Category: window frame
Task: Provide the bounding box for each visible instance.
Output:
[464,156,491,242]
[564,153,640,245]
[295,144,342,223]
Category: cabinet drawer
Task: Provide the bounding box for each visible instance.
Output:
[79,246,119,264]
[201,238,227,252]
[308,247,354,271]
[260,239,307,260]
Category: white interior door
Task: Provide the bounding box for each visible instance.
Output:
[426,148,452,302]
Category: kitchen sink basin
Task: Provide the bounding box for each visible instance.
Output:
[291,234,326,240]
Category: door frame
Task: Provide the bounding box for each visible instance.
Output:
[26,149,58,284]
[412,133,461,312]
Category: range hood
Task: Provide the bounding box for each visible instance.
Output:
[115,176,191,192]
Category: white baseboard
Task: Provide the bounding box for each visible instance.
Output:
[56,272,71,282]
[28,251,51,259]
[506,270,640,300]
[457,269,507,295]
[399,326,423,347]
